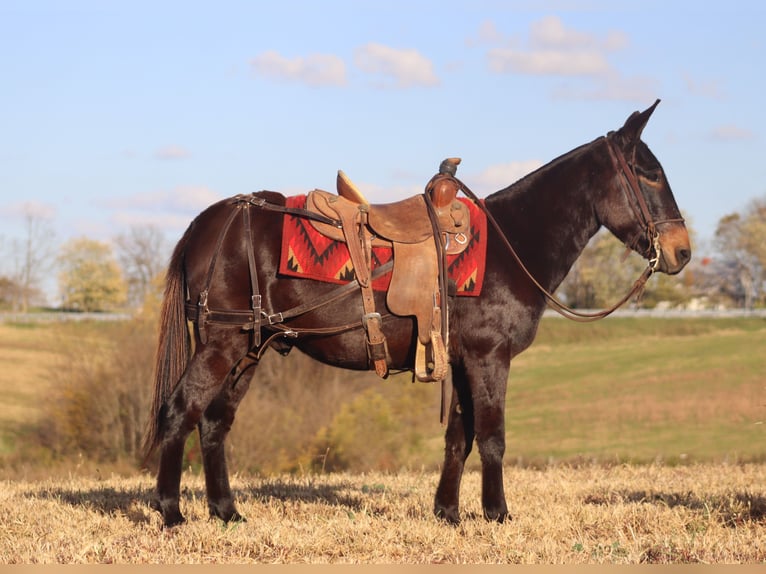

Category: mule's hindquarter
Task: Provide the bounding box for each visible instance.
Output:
[151,193,446,525]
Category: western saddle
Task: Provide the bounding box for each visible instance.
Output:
[305,158,471,382]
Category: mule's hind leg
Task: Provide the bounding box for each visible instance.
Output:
[434,365,475,524]
[152,342,243,527]
[198,363,254,523]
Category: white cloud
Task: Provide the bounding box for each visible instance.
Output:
[0,200,56,220]
[489,47,610,76]
[530,15,593,50]
[529,15,628,52]
[552,73,660,102]
[466,20,504,47]
[155,145,191,160]
[110,210,197,232]
[353,181,424,204]
[251,50,347,87]
[710,125,756,141]
[474,160,544,191]
[481,17,654,103]
[101,186,222,215]
[487,16,622,77]
[683,73,725,100]
[355,43,439,88]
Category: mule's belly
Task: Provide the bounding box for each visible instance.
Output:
[288,315,418,372]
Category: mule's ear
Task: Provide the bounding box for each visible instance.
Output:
[617,98,660,148]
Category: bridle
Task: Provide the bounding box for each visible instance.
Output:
[455,134,684,322]
[604,135,684,273]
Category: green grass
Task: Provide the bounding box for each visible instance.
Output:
[1,316,765,472]
[505,317,766,465]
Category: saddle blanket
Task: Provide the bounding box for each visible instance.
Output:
[279,195,487,296]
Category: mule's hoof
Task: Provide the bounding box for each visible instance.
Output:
[163,513,187,528]
[229,511,247,524]
[151,497,186,528]
[211,509,247,524]
[434,505,461,526]
[484,508,511,524]
[208,501,247,524]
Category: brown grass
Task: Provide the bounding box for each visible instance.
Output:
[1,464,765,563]
[0,325,60,437]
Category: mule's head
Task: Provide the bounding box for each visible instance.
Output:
[600,100,691,275]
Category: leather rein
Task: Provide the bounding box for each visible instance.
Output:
[187,133,683,350]
[453,134,684,322]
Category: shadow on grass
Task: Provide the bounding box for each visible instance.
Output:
[583,489,766,526]
[237,477,403,517]
[25,475,427,526]
[28,483,159,524]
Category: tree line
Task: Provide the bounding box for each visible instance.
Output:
[0,208,168,312]
[557,195,766,311]
[2,194,766,313]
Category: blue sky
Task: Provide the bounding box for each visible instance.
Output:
[1,0,764,267]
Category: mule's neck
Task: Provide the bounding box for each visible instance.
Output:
[485,139,610,293]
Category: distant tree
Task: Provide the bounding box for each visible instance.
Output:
[560,227,694,309]
[5,206,56,312]
[58,237,127,312]
[711,198,766,309]
[0,276,19,310]
[114,225,168,308]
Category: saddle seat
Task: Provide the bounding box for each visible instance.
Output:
[303,158,470,384]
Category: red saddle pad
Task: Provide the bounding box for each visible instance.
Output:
[278,195,487,296]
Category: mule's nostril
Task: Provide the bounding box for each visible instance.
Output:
[676,247,692,267]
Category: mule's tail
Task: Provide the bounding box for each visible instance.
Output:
[142,226,193,461]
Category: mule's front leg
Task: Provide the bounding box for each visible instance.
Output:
[476,405,509,523]
[467,353,511,523]
[434,370,474,524]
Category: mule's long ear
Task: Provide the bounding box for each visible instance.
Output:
[617,98,660,149]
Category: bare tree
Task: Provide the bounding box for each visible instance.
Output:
[8,205,56,312]
[713,204,766,309]
[114,225,168,308]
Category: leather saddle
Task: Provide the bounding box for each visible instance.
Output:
[304,158,471,383]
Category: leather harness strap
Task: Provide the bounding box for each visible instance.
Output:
[604,137,685,260]
[242,204,262,348]
[334,202,389,377]
[195,202,242,344]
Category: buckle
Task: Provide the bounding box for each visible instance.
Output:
[362,312,382,328]
[267,312,284,325]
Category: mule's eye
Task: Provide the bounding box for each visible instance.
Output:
[638,168,662,183]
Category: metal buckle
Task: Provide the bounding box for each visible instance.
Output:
[648,231,662,272]
[268,312,284,325]
[362,312,381,328]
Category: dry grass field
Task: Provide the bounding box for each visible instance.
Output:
[1,464,765,563]
[1,315,765,563]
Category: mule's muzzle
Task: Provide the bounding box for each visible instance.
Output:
[657,224,691,275]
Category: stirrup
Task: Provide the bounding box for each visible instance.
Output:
[414,332,449,383]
